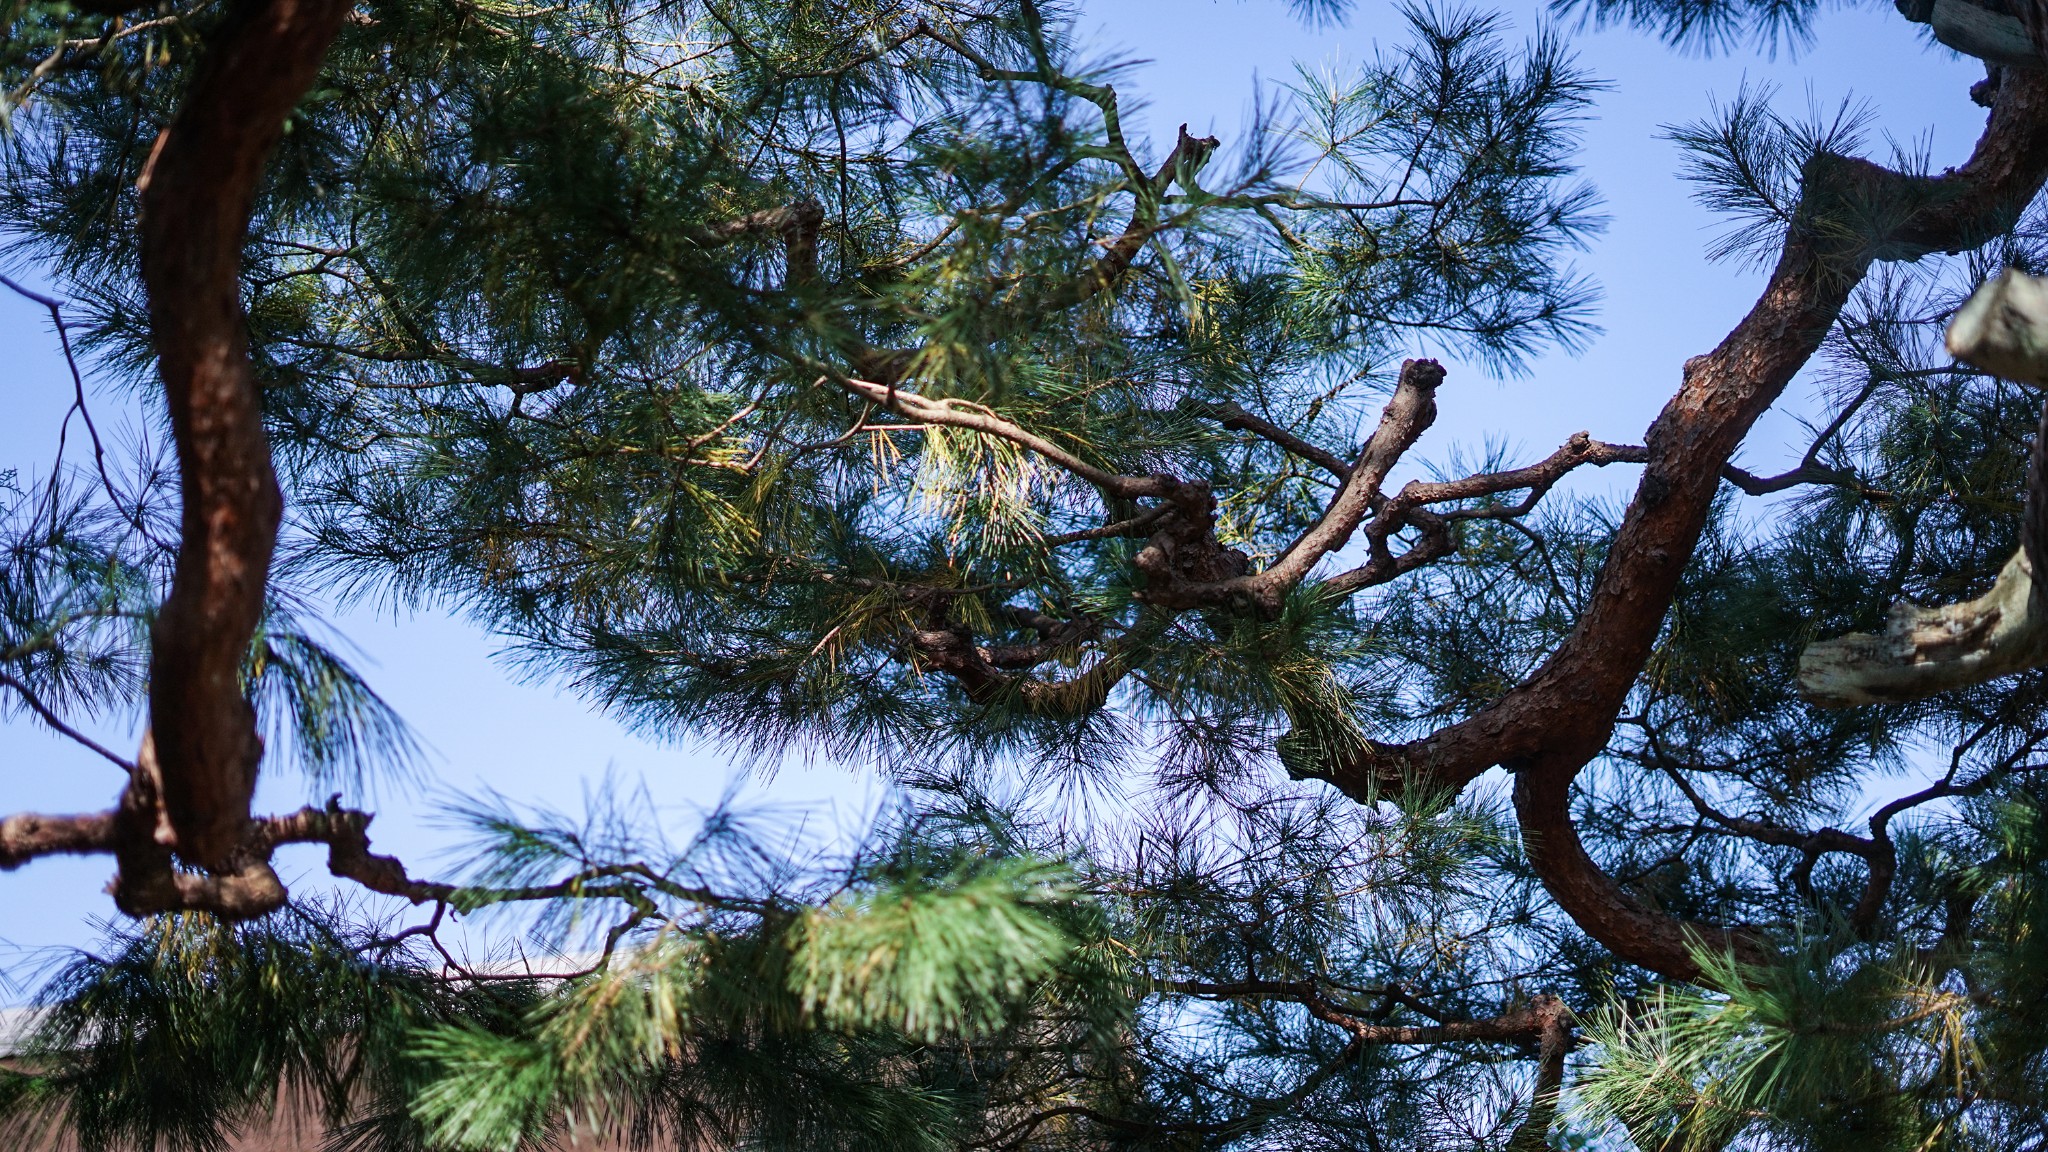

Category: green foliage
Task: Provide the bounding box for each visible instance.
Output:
[0,474,414,784]
[10,0,2048,1150]
[788,855,1077,1039]
[0,478,150,726]
[1,0,1604,779]
[1550,0,1835,55]
[0,802,1112,1152]
[0,774,1582,1152]
[251,613,422,793]
[0,907,508,1152]
[1576,948,1969,1151]
[1574,797,2048,1151]
[408,851,1087,1152]
[1665,86,1876,266]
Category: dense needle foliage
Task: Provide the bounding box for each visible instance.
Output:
[5,0,2048,1148]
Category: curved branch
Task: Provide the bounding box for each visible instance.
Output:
[1144,358,1444,613]
[1326,74,2048,793]
[1305,71,2048,980]
[1801,547,2048,705]
[1722,375,1884,497]
[0,671,138,773]
[1230,359,1443,609]
[1801,268,2048,705]
[1513,767,1773,984]
[136,0,402,872]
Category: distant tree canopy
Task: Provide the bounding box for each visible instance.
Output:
[5,0,2048,1149]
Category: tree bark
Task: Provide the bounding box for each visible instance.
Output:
[137,0,352,873]
[1801,268,2048,706]
[1312,72,2048,981]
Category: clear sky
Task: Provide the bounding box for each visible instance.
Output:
[0,0,1991,985]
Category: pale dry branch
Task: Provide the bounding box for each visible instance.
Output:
[1801,268,2048,706]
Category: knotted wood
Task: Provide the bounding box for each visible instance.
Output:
[1802,268,2048,706]
[138,0,352,874]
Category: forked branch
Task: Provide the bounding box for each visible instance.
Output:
[1305,70,2048,982]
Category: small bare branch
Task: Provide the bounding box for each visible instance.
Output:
[1163,977,1572,1048]
[831,374,1177,501]
[1198,400,1352,479]
[0,671,138,773]
[1044,504,1172,546]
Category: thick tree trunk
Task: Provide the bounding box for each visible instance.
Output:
[138,0,351,876]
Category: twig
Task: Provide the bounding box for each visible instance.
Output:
[0,272,138,542]
[0,671,137,773]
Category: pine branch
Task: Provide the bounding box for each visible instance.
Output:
[0,670,138,773]
[1163,978,1572,1047]
[1296,69,2048,983]
[137,0,354,874]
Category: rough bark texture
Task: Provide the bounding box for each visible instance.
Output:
[1801,548,2048,705]
[1800,269,2048,705]
[1305,71,2048,982]
[137,0,352,874]
[0,0,353,917]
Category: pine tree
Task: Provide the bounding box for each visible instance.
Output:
[6,0,2048,1148]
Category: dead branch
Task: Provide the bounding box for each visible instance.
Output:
[1801,548,2048,705]
[1164,977,1572,1049]
[1137,358,1444,613]
[1200,400,1352,479]
[1800,268,2048,706]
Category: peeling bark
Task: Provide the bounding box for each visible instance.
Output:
[1946,266,2048,382]
[1801,268,2048,707]
[1801,549,2048,705]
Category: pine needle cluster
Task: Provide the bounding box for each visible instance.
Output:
[7,0,2048,1148]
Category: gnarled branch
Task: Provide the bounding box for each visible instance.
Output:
[1304,70,2048,982]
[138,0,354,874]
[1801,268,2048,706]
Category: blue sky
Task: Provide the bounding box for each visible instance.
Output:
[0,0,1992,980]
